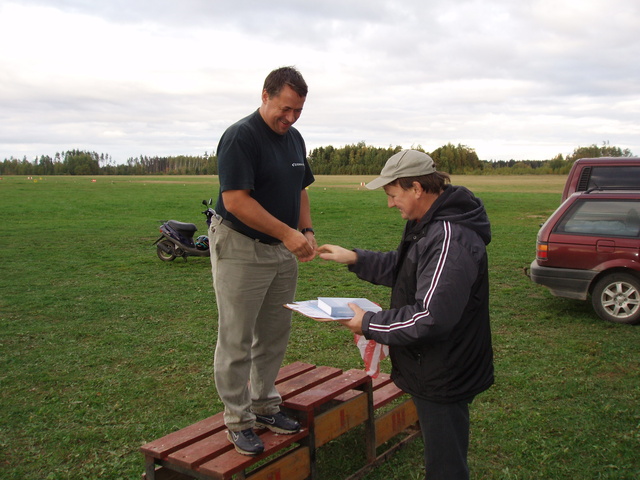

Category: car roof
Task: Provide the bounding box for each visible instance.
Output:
[572,157,640,165]
[568,188,640,200]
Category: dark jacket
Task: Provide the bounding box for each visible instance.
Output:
[350,185,494,403]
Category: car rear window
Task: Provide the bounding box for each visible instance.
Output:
[555,200,640,237]
[577,166,640,192]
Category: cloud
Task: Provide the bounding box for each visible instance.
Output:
[1,0,639,163]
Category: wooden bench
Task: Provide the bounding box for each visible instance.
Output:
[141,362,419,480]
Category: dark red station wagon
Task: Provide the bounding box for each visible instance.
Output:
[529,189,640,324]
[561,157,640,201]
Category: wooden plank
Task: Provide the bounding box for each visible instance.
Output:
[333,373,396,403]
[198,430,308,480]
[344,425,422,480]
[166,430,233,470]
[245,446,310,480]
[372,373,393,389]
[277,366,343,401]
[314,393,369,448]
[374,399,418,447]
[275,362,316,384]
[141,414,226,459]
[372,383,408,410]
[361,379,376,464]
[284,370,370,411]
[332,389,360,403]
[142,466,195,480]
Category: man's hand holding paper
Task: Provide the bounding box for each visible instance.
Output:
[339,303,365,335]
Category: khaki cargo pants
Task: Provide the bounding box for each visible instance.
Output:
[209,219,298,431]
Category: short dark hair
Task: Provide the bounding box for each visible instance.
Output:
[394,171,451,194]
[263,66,308,98]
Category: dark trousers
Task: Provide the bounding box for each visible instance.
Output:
[413,396,473,480]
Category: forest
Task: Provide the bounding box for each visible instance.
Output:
[0,142,633,176]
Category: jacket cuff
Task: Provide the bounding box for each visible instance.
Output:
[347,249,363,273]
[361,310,375,339]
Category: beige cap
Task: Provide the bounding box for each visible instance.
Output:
[366,150,436,190]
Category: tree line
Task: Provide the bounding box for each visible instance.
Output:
[0,142,633,176]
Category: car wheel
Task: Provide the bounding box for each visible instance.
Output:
[591,273,640,325]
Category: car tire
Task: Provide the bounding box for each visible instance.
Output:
[591,273,640,325]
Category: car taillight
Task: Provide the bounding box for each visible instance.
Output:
[536,242,548,261]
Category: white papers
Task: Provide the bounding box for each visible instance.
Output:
[285,297,381,321]
[317,297,382,317]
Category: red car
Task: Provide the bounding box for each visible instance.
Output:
[561,157,640,201]
[529,189,640,324]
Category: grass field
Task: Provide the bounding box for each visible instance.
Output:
[0,174,638,479]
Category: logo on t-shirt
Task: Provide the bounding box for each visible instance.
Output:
[291,162,305,167]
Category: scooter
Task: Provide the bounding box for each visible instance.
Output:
[154,199,217,262]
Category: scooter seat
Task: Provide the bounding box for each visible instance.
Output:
[167,220,198,234]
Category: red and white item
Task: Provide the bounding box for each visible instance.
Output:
[354,334,389,378]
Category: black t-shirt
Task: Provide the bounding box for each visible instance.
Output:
[215,109,314,243]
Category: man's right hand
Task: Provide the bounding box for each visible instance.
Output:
[317,244,357,265]
[283,229,316,262]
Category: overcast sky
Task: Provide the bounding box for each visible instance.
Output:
[1,0,639,163]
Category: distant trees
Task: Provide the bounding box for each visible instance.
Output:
[0,142,634,176]
[62,150,101,175]
[565,142,633,162]
[0,151,217,176]
[1,150,101,175]
[119,154,217,175]
[307,142,483,175]
[308,142,404,175]
[481,142,636,177]
[308,141,635,176]
[429,143,482,174]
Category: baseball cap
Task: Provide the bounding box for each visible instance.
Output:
[366,150,436,190]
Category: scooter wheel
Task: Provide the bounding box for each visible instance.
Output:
[157,240,177,262]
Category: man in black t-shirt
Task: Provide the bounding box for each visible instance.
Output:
[209,66,316,456]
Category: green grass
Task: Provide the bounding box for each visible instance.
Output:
[0,175,638,479]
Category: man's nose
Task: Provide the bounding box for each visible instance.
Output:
[285,111,298,124]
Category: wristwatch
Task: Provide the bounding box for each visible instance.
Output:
[300,228,315,235]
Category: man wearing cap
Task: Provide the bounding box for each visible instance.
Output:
[318,149,494,480]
